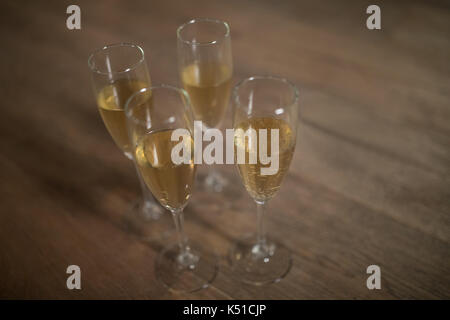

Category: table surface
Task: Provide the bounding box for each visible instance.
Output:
[0,0,449,299]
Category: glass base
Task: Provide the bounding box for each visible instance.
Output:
[204,169,228,193]
[156,242,218,293]
[122,198,171,242]
[229,234,292,286]
[131,198,163,221]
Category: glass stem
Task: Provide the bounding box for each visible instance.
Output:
[256,200,267,246]
[171,208,190,255]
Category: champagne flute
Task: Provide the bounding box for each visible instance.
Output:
[230,76,299,285]
[88,43,162,220]
[125,85,218,293]
[177,18,233,192]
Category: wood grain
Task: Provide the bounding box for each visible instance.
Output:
[0,0,449,299]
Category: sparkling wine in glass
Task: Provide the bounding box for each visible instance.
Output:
[177,18,233,192]
[96,78,148,155]
[126,85,218,293]
[88,43,162,220]
[230,76,299,285]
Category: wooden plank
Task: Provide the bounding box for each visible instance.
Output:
[0,0,448,299]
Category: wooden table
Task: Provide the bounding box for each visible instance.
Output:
[0,0,449,299]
